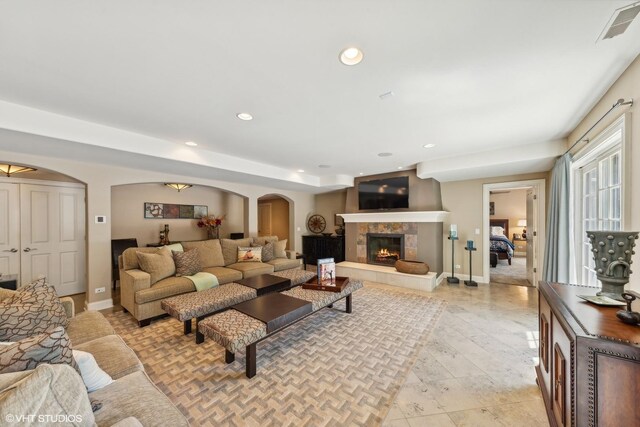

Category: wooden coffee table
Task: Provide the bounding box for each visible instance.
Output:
[236,274,293,296]
[232,293,312,334]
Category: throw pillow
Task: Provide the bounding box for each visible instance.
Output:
[252,236,279,246]
[273,239,287,258]
[237,247,262,263]
[72,350,113,392]
[136,247,176,285]
[0,277,69,341]
[0,326,77,374]
[221,238,252,266]
[182,240,225,267]
[0,364,96,424]
[164,243,184,252]
[172,249,202,277]
[252,242,274,262]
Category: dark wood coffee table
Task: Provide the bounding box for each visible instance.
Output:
[232,293,312,333]
[236,274,292,296]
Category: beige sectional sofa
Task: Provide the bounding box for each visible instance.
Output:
[0,288,188,426]
[120,236,301,326]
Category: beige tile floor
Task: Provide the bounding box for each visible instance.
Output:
[380,280,550,427]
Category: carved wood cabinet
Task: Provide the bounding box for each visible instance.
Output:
[537,281,640,426]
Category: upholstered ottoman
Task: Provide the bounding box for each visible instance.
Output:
[281,279,364,311]
[161,283,257,342]
[270,269,316,286]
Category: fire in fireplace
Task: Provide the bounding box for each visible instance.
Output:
[367,233,405,266]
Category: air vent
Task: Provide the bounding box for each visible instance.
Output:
[599,2,640,40]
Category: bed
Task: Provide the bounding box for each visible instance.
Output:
[489,219,515,266]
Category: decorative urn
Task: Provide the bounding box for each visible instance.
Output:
[587,231,639,301]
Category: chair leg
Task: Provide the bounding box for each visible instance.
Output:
[246,343,257,378]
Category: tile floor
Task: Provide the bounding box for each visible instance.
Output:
[381,280,549,426]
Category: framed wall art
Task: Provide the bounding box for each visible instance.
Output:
[144,203,208,219]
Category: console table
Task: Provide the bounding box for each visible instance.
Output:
[302,235,345,265]
[537,281,640,426]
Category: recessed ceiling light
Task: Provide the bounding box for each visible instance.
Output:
[185,141,198,147]
[359,172,364,175]
[236,113,253,121]
[378,152,393,157]
[339,47,364,66]
[423,144,436,149]
[318,164,331,168]
[297,169,305,173]
[397,166,403,170]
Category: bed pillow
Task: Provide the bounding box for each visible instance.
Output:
[0,326,77,374]
[172,249,202,277]
[237,247,262,263]
[0,278,69,341]
[490,226,505,237]
[136,247,176,285]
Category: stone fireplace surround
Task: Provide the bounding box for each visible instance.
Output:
[359,224,415,264]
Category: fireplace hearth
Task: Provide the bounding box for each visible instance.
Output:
[367,233,404,266]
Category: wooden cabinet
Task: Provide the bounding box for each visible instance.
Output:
[301,235,345,266]
[537,281,640,426]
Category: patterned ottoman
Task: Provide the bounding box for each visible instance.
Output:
[281,279,364,311]
[161,283,257,343]
[270,269,316,286]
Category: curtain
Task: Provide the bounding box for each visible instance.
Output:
[543,153,572,282]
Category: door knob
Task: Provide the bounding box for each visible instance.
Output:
[23,247,38,252]
[2,248,18,253]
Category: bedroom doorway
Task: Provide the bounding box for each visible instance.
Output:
[483,179,545,287]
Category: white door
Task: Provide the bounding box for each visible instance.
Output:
[20,184,86,296]
[0,183,20,279]
[526,188,537,286]
[258,203,272,236]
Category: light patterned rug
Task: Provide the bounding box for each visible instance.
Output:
[106,285,446,426]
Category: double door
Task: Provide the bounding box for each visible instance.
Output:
[0,182,86,296]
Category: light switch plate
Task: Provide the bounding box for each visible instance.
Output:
[95,215,107,224]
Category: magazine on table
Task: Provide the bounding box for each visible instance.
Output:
[317,258,336,286]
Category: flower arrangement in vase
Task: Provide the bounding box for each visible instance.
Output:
[197,214,225,239]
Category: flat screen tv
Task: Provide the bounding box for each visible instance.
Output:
[358,176,409,210]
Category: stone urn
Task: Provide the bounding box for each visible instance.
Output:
[587,231,639,301]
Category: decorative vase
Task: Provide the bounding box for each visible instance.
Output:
[207,227,219,240]
[587,230,639,301]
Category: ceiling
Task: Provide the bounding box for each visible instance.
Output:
[1,0,639,191]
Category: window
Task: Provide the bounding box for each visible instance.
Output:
[572,117,626,286]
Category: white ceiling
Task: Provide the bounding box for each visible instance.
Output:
[0,0,639,190]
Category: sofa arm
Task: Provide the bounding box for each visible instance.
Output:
[60,297,75,318]
[121,269,151,293]
[285,250,297,260]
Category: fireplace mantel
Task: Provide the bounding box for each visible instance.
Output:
[338,211,449,223]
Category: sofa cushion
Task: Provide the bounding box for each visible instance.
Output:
[273,239,287,258]
[182,239,225,268]
[237,246,262,262]
[252,242,274,262]
[201,266,243,284]
[220,238,252,266]
[0,364,95,425]
[0,326,77,374]
[172,249,201,277]
[121,247,158,270]
[75,335,143,380]
[252,235,279,246]
[266,257,302,272]
[226,262,274,278]
[135,276,195,305]
[136,247,176,285]
[0,278,69,341]
[91,370,188,427]
[66,311,116,346]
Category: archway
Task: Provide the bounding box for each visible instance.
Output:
[257,194,293,249]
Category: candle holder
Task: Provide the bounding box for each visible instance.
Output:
[464,244,478,287]
[447,235,459,284]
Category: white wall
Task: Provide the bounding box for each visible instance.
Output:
[490,189,527,239]
[0,132,315,308]
[111,184,245,246]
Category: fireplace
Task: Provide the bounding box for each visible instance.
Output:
[367,233,404,266]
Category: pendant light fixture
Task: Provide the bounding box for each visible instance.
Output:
[0,163,37,177]
[164,183,193,192]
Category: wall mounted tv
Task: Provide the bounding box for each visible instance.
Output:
[358,176,409,210]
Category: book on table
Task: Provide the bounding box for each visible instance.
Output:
[317,258,336,286]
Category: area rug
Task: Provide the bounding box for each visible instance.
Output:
[105,285,446,427]
[490,256,531,287]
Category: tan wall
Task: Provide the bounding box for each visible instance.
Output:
[314,190,347,234]
[111,184,245,246]
[490,189,527,239]
[566,54,640,291]
[442,172,547,278]
[258,197,289,248]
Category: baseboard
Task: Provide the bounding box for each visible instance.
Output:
[441,272,486,284]
[85,298,114,311]
[436,273,446,286]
